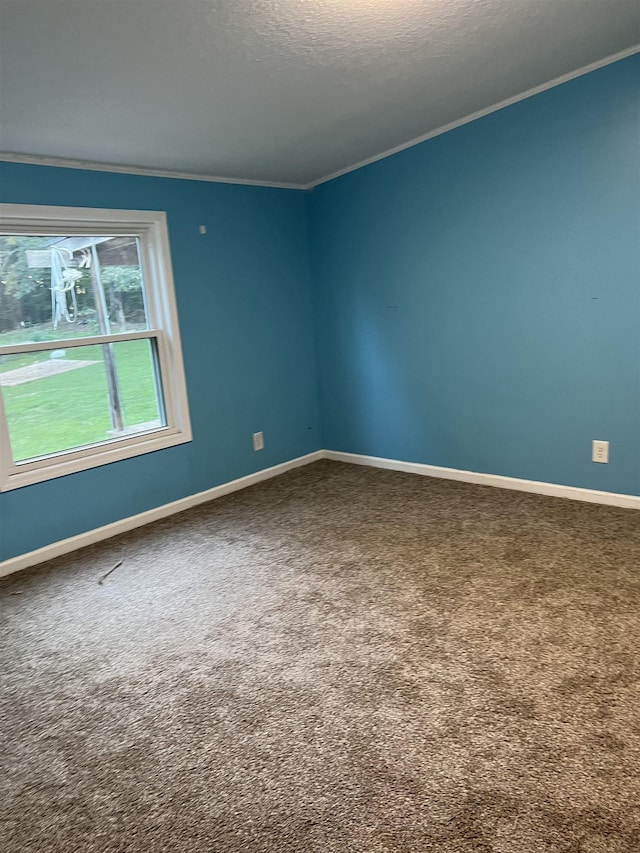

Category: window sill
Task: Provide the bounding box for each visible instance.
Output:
[0,427,192,491]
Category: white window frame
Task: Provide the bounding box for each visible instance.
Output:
[0,204,192,491]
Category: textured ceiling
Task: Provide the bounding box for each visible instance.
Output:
[0,0,639,187]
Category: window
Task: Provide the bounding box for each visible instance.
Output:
[0,204,191,491]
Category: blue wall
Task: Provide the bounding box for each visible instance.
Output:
[2,55,639,562]
[0,164,321,560]
[310,54,640,497]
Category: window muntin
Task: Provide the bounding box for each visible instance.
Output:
[0,206,191,490]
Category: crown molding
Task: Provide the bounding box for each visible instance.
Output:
[0,151,305,191]
[1,45,637,192]
[303,44,640,190]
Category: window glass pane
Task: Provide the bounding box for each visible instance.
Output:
[112,338,165,436]
[0,234,148,346]
[0,339,165,463]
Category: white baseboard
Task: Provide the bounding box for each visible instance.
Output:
[0,450,324,579]
[324,450,640,510]
[3,448,638,579]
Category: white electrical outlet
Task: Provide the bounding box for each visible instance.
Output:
[253,431,264,451]
[592,440,609,464]
[199,225,207,234]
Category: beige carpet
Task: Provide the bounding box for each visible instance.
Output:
[1,460,639,852]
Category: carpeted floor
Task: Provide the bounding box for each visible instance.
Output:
[1,460,639,853]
